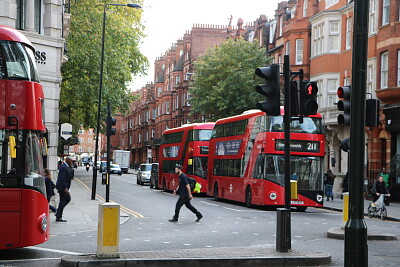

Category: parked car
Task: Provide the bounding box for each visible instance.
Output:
[137,163,151,185]
[150,163,159,189]
[110,164,122,175]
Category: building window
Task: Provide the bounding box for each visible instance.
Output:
[313,23,324,56]
[326,0,339,9]
[34,0,42,33]
[138,133,141,143]
[279,15,283,36]
[369,0,376,35]
[175,76,180,85]
[16,0,25,30]
[367,64,374,95]
[88,129,93,135]
[295,39,303,65]
[345,18,351,50]
[303,0,308,17]
[151,128,155,139]
[157,87,162,96]
[285,41,290,55]
[381,52,389,89]
[398,50,400,86]
[187,92,191,106]
[166,101,170,114]
[78,129,84,135]
[121,138,125,146]
[327,79,338,107]
[175,95,179,109]
[152,108,156,119]
[129,136,132,145]
[382,0,390,26]
[329,21,340,52]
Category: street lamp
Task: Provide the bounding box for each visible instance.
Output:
[92,3,142,200]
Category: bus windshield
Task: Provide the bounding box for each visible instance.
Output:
[0,41,39,82]
[268,116,323,134]
[190,130,212,141]
[253,155,323,191]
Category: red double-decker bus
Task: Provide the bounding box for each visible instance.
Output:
[0,25,49,249]
[207,109,325,211]
[158,123,215,193]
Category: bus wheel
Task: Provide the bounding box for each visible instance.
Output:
[296,206,307,212]
[213,183,219,201]
[163,179,167,192]
[245,187,252,208]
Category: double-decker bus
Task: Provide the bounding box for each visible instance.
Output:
[158,123,215,193]
[0,25,49,249]
[207,110,325,210]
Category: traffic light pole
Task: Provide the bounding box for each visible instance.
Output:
[106,101,111,202]
[344,0,368,266]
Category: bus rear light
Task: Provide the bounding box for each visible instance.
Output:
[269,192,277,201]
[316,194,323,202]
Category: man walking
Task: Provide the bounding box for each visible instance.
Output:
[55,157,74,222]
[169,165,202,222]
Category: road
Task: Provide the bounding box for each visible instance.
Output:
[1,167,400,266]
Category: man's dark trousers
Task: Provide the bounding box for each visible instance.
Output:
[173,196,201,220]
[56,191,71,219]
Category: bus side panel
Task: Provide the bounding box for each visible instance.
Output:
[19,189,49,248]
[0,189,21,249]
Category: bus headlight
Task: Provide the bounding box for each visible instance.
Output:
[39,214,48,233]
[269,192,277,201]
[316,194,323,202]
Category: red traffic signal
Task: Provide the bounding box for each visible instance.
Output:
[337,86,351,125]
[299,81,318,116]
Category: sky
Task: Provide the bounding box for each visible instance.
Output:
[130,0,281,90]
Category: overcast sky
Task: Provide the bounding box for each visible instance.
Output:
[130,0,281,90]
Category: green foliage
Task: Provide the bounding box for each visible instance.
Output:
[189,38,271,121]
[60,0,147,130]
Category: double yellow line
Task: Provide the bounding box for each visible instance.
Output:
[75,178,144,218]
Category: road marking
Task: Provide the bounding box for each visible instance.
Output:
[205,246,213,248]
[199,201,219,207]
[184,244,191,246]
[75,178,144,218]
[25,246,82,255]
[0,258,61,263]
[163,242,171,244]
[144,240,151,242]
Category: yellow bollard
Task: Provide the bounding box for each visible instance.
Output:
[342,192,349,223]
[97,203,120,258]
[290,180,298,200]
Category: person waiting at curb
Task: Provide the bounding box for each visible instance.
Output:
[169,164,202,222]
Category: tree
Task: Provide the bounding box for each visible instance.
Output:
[60,0,147,130]
[189,38,271,121]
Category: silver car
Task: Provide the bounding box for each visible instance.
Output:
[137,164,151,185]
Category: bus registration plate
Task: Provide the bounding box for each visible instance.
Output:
[290,201,304,205]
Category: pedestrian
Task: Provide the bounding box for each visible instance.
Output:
[324,169,336,201]
[44,168,57,213]
[370,175,390,210]
[55,157,74,222]
[169,164,203,222]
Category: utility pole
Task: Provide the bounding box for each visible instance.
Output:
[344,0,369,265]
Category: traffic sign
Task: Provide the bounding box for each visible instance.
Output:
[60,123,73,140]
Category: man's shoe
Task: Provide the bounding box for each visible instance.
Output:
[196,215,203,222]
[169,218,178,222]
[56,218,67,222]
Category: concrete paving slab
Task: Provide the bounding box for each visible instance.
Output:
[327,227,398,240]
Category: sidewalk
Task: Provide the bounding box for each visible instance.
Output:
[61,247,331,267]
[321,196,400,221]
[49,178,129,236]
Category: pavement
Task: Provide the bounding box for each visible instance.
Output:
[321,196,400,221]
[54,173,331,266]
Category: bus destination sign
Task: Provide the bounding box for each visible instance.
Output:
[275,139,320,153]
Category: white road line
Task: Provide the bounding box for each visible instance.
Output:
[199,201,219,207]
[184,244,191,246]
[0,258,61,263]
[25,246,83,255]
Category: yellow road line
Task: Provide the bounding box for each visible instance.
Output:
[75,178,144,218]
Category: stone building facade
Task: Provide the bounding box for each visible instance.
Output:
[0,0,68,172]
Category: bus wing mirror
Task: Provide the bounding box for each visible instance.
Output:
[42,137,48,156]
[9,136,17,158]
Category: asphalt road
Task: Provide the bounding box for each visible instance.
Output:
[1,167,400,266]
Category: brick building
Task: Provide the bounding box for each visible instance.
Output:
[118,25,234,164]
[69,128,95,162]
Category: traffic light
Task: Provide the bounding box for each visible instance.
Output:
[299,81,318,116]
[255,64,280,116]
[337,86,351,125]
[290,81,300,116]
[106,115,117,136]
[366,99,380,127]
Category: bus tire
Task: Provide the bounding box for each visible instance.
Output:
[245,186,252,208]
[296,206,307,212]
[163,179,167,192]
[213,183,219,201]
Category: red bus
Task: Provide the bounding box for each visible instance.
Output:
[207,109,325,210]
[0,25,49,249]
[158,123,215,193]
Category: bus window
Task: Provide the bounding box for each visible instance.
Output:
[162,160,181,173]
[24,131,46,195]
[268,116,323,134]
[187,157,208,179]
[0,130,20,187]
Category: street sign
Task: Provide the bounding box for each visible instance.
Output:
[60,123,73,140]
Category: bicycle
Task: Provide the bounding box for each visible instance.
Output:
[367,194,389,220]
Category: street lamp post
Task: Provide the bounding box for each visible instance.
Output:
[91,3,142,200]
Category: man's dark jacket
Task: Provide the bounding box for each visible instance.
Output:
[56,163,73,192]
